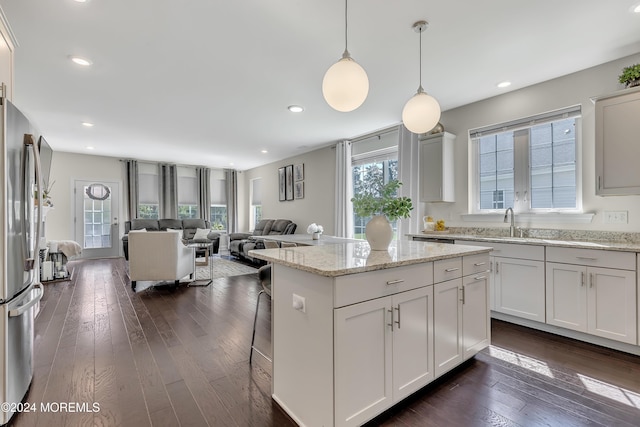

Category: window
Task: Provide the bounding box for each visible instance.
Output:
[351,128,399,238]
[471,106,580,213]
[138,163,159,219]
[210,170,227,230]
[250,178,262,228]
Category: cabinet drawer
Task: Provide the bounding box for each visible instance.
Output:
[461,241,544,261]
[334,262,433,308]
[434,258,463,283]
[463,254,490,276]
[546,247,635,271]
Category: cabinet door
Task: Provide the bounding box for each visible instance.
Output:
[587,267,637,344]
[546,262,587,332]
[434,278,463,377]
[494,257,545,322]
[334,297,392,427]
[392,287,434,402]
[462,273,490,360]
[419,132,455,202]
[595,88,640,195]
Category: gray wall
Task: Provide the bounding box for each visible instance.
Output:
[239,146,336,234]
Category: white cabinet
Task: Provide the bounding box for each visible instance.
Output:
[546,247,637,345]
[419,132,455,202]
[459,241,545,321]
[434,257,490,377]
[494,257,545,322]
[335,286,434,427]
[594,86,640,195]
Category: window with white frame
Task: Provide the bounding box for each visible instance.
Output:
[351,128,399,238]
[250,178,262,228]
[177,167,198,219]
[138,162,159,219]
[210,170,227,230]
[471,106,581,213]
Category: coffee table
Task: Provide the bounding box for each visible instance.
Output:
[187,242,213,287]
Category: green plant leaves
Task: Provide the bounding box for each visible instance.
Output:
[350,179,413,221]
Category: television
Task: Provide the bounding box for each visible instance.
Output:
[37,135,53,189]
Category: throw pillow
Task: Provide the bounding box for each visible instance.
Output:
[193,228,210,240]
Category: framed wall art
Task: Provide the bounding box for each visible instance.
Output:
[278,167,286,201]
[294,163,304,181]
[285,164,294,201]
[294,181,304,199]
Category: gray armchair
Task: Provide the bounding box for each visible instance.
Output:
[229,219,296,263]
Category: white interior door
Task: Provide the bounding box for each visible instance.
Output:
[74,180,120,259]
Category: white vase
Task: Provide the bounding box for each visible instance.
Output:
[312,232,321,240]
[365,215,393,251]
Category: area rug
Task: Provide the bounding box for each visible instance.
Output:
[195,257,258,280]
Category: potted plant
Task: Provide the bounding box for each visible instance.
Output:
[619,63,640,88]
[351,179,413,250]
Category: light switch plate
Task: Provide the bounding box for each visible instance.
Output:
[603,211,628,224]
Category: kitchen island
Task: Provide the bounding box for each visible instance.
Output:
[250,240,492,427]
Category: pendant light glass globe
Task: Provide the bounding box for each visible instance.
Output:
[402,89,441,134]
[322,53,369,112]
[402,20,441,134]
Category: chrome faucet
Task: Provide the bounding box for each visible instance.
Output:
[504,207,515,237]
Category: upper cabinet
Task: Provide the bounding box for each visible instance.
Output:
[419,132,455,202]
[0,8,16,100]
[594,86,640,196]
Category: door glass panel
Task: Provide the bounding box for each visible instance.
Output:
[83,184,112,249]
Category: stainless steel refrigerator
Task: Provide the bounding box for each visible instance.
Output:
[0,97,44,425]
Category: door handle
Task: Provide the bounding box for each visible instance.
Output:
[387,308,394,331]
[9,283,43,317]
[460,287,465,304]
[394,306,401,329]
[590,273,594,288]
[581,271,585,287]
[445,267,460,272]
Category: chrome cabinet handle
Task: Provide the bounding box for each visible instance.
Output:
[496,262,500,274]
[474,262,486,266]
[445,267,460,272]
[386,279,404,286]
[460,287,465,304]
[394,306,401,329]
[387,308,394,331]
[576,256,598,261]
[581,271,585,287]
[474,275,487,281]
[590,273,594,288]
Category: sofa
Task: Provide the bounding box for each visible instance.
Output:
[229,219,296,263]
[122,218,220,260]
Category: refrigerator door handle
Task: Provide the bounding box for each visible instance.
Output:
[21,134,42,272]
[8,283,43,318]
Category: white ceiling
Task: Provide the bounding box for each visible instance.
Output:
[1,0,639,170]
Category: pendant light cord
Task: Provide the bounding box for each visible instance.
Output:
[418,25,423,92]
[343,0,349,56]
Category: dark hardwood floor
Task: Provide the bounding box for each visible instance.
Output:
[12,257,640,427]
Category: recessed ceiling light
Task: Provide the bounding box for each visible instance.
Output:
[70,56,92,66]
[497,81,511,88]
[261,150,268,154]
[74,0,88,3]
[81,122,94,127]
[288,105,304,113]
[86,146,95,150]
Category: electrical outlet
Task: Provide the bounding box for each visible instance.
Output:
[603,211,628,224]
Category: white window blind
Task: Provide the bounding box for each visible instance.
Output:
[351,127,399,166]
[210,169,227,205]
[138,162,159,204]
[177,167,197,205]
[251,178,262,205]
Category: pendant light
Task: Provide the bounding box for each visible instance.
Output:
[322,0,369,112]
[402,21,441,134]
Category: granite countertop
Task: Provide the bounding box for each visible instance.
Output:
[249,240,492,277]
[408,231,640,252]
[257,234,362,246]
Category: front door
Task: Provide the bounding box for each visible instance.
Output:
[74,180,120,259]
